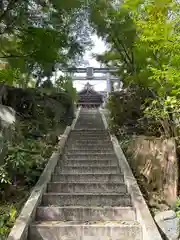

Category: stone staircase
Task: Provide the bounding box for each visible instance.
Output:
[29,108,143,239]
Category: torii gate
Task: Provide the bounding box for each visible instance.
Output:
[62,67,121,94]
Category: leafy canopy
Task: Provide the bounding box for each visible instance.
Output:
[0,0,92,86]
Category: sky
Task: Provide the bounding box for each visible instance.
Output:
[73,35,107,92]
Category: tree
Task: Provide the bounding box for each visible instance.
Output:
[89,0,141,85]
[90,0,180,138]
[55,75,77,102]
[0,0,93,87]
[89,0,180,92]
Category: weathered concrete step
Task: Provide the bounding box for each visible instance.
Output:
[75,118,102,120]
[75,120,102,122]
[75,123,104,126]
[66,146,113,150]
[52,173,124,182]
[69,133,110,139]
[69,136,110,139]
[60,160,118,166]
[76,122,103,124]
[74,123,104,126]
[75,120,103,122]
[78,121,102,123]
[36,206,136,221]
[74,127,105,130]
[70,132,109,136]
[54,166,120,174]
[68,141,113,148]
[67,140,112,145]
[64,153,117,160]
[68,138,111,142]
[65,150,114,155]
[71,129,108,133]
[77,121,102,123]
[76,115,102,117]
[30,221,142,240]
[47,182,126,193]
[42,193,132,206]
[71,129,107,131]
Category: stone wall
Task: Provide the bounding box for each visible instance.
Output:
[126,135,178,206]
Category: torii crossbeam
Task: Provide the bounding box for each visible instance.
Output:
[61,67,121,93]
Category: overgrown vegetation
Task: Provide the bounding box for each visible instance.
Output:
[1,0,180,235]
[0,1,88,236]
[0,1,91,237]
[0,78,76,238]
[90,0,180,139]
[0,132,54,238]
[89,0,180,215]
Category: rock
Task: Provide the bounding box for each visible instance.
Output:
[0,104,16,165]
[154,210,180,240]
[155,210,176,221]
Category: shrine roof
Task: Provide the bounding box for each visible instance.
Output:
[78,88,102,96]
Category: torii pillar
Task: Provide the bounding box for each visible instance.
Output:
[106,72,114,94]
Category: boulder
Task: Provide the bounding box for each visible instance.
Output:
[127,136,178,205]
[0,104,16,165]
[154,210,180,240]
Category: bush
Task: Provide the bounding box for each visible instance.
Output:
[107,84,153,136]
[0,205,17,239]
[0,83,74,237]
[0,114,60,236]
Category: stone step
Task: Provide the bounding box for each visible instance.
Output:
[74,121,103,123]
[47,182,127,193]
[54,166,120,174]
[75,119,102,121]
[69,136,110,139]
[75,121,103,123]
[63,153,117,160]
[75,124,104,126]
[77,119,102,121]
[51,173,124,183]
[66,146,113,151]
[29,221,142,240]
[42,193,132,206]
[70,130,108,132]
[67,140,112,145]
[70,132,109,136]
[78,120,102,122]
[75,120,102,122]
[69,133,110,139]
[71,129,109,133]
[76,115,102,117]
[60,160,118,166]
[74,122,103,124]
[65,150,114,155]
[75,122,103,124]
[71,129,109,131]
[36,206,136,221]
[74,127,105,130]
[67,143,113,147]
[69,138,111,142]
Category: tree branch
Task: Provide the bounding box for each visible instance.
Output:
[111,36,130,67]
[0,53,32,59]
[111,33,135,74]
[116,37,133,63]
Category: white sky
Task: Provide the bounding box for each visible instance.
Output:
[73,35,107,92]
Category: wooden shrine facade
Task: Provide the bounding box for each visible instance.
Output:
[77,83,103,108]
